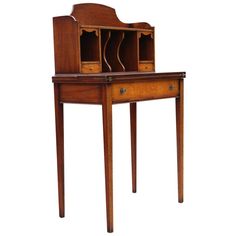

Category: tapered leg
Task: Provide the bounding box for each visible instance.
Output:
[54,84,65,217]
[130,103,137,193]
[176,79,184,203]
[102,84,113,233]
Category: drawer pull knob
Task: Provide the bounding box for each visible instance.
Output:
[169,85,175,91]
[120,88,127,95]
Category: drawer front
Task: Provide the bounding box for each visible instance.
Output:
[112,80,179,103]
[60,84,102,104]
[138,63,154,72]
[81,63,101,73]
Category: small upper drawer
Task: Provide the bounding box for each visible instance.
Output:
[81,62,101,73]
[112,79,179,103]
[138,62,154,72]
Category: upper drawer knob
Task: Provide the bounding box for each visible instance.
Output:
[120,88,127,95]
[169,84,175,91]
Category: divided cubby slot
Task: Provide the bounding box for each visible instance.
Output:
[119,31,138,71]
[139,33,154,62]
[80,30,100,62]
[102,30,125,72]
[101,30,138,72]
[101,30,112,72]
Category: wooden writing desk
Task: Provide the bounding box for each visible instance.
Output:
[52,3,185,233]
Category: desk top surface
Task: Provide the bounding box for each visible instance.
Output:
[52,72,186,84]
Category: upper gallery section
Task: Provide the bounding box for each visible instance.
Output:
[53,3,155,74]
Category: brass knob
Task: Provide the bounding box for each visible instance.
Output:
[169,85,174,91]
[120,88,127,94]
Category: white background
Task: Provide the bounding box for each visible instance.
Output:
[0,0,236,235]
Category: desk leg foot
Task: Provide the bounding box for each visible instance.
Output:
[176,79,184,203]
[130,103,137,193]
[102,85,113,233]
[54,84,65,217]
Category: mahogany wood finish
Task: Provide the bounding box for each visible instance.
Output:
[112,79,179,103]
[176,79,184,203]
[54,84,65,217]
[53,16,79,73]
[53,3,155,74]
[60,84,102,104]
[71,3,127,27]
[102,84,113,232]
[52,3,185,233]
[130,103,137,193]
[138,63,154,72]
